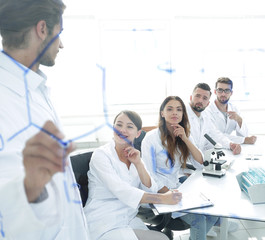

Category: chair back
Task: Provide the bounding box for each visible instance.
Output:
[70,151,93,206]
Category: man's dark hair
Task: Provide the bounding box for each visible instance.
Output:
[215,77,233,89]
[0,0,66,49]
[193,82,212,96]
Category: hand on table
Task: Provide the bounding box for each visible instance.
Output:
[244,136,257,145]
[230,142,241,155]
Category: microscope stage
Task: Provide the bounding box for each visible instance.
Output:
[202,169,226,178]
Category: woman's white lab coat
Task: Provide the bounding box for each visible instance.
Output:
[84,140,158,240]
[141,128,203,190]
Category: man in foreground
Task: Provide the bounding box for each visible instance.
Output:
[0,0,89,239]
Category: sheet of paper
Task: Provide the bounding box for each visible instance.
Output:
[152,191,213,214]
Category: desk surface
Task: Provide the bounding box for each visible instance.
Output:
[177,136,265,222]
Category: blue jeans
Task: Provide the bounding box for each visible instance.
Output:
[180,214,218,240]
[179,175,188,183]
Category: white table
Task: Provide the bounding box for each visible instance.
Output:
[166,137,265,239]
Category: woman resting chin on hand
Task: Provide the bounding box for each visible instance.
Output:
[141,96,219,240]
[84,110,181,240]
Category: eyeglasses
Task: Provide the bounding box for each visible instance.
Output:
[216,88,232,94]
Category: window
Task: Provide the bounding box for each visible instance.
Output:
[1,1,265,145]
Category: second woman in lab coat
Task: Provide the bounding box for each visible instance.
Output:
[141,96,219,240]
[84,110,181,240]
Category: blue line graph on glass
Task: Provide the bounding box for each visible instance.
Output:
[0,211,5,238]
[0,24,176,207]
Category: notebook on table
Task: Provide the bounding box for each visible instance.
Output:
[151,191,214,215]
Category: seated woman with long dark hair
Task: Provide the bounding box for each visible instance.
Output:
[141,96,219,240]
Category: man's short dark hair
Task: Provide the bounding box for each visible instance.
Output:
[193,83,212,96]
[215,77,233,89]
[0,0,66,49]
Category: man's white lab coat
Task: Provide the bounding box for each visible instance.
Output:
[206,101,248,144]
[186,103,233,150]
[0,52,89,239]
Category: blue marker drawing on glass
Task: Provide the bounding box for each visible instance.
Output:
[64,65,134,148]
[0,56,135,205]
[150,146,174,174]
[0,20,165,209]
[0,211,5,238]
[0,16,84,204]
[0,135,4,151]
[72,183,81,190]
[150,146,157,173]
[157,62,175,74]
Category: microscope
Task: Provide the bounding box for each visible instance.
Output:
[202,134,227,178]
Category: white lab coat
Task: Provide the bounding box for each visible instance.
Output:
[206,101,248,144]
[0,52,89,240]
[186,103,233,150]
[84,140,158,240]
[141,128,203,190]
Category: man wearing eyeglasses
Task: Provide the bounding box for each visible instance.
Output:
[186,82,243,236]
[187,82,243,155]
[207,77,257,147]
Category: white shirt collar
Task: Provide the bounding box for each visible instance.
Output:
[0,51,47,96]
[187,102,206,120]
